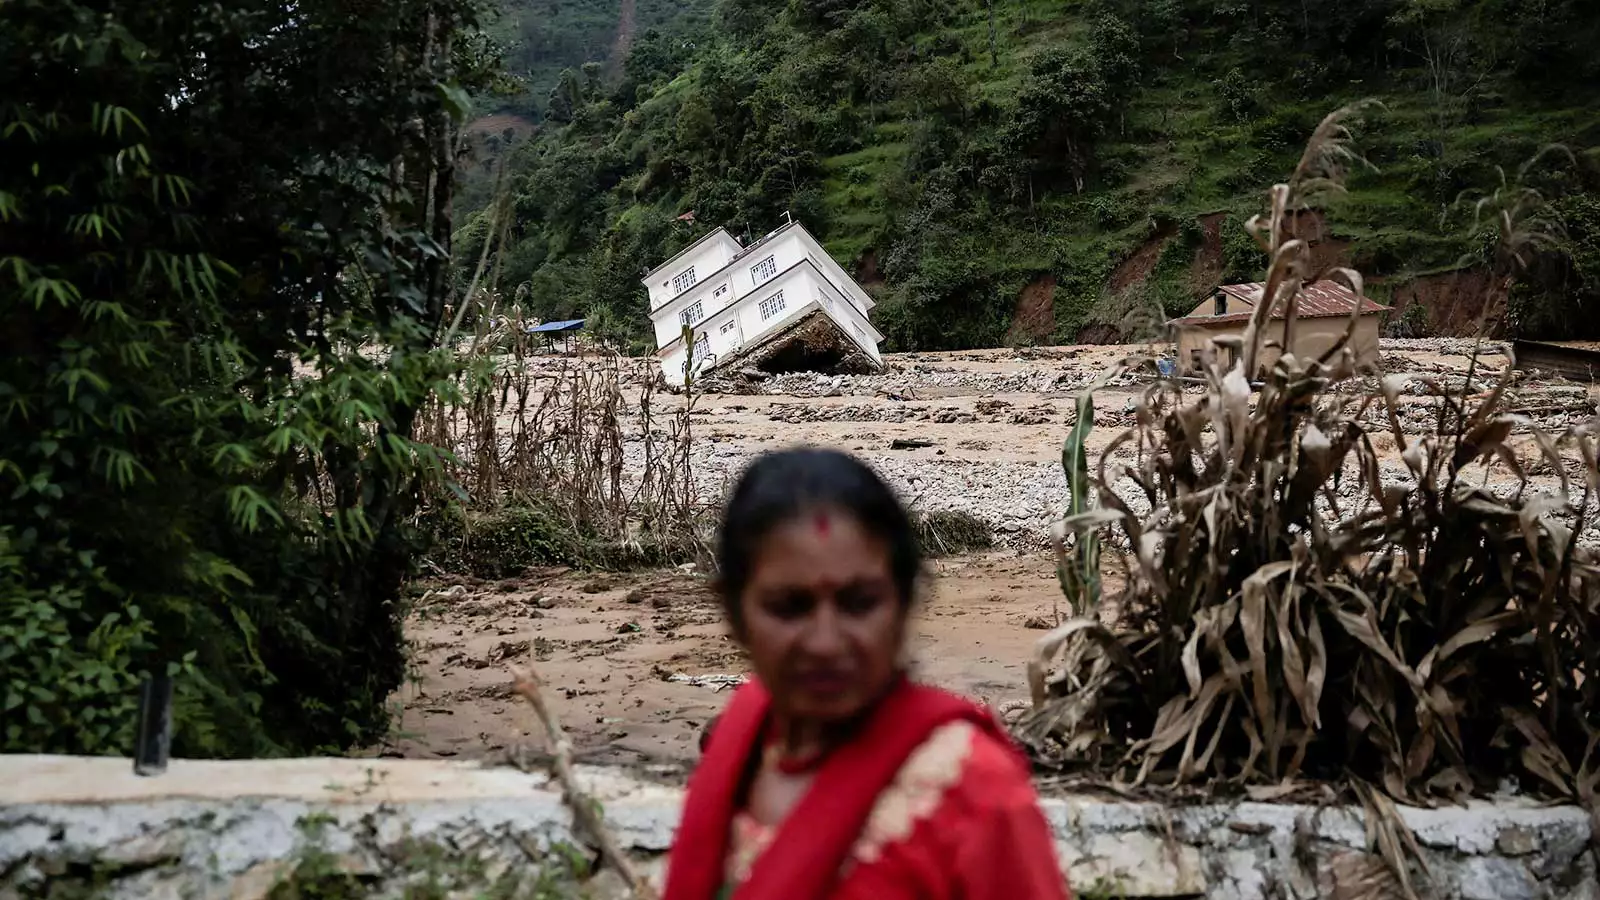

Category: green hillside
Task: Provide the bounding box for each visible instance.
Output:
[486,0,715,119]
[478,0,1600,351]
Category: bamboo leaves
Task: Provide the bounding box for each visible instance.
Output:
[2,0,497,757]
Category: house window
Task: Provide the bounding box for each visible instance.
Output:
[751,255,778,283]
[712,283,729,302]
[672,266,697,295]
[719,320,736,335]
[759,290,786,321]
[692,334,711,365]
[679,301,704,327]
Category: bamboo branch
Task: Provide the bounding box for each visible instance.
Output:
[510,665,657,900]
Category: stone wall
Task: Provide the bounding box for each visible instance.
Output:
[2,755,1593,899]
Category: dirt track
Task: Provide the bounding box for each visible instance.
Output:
[380,340,1598,767]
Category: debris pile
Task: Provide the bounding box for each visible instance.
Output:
[710,366,1089,399]
[693,310,879,393]
[766,403,921,424]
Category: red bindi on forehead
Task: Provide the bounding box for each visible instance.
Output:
[812,511,831,537]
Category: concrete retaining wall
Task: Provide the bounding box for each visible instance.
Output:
[2,755,1594,899]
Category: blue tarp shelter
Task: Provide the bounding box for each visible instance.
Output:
[527,318,586,334]
[526,318,585,352]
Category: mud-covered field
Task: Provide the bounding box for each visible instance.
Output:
[379,340,1597,766]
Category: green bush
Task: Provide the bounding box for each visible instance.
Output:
[424,505,589,577]
[915,510,995,557]
[1386,300,1431,338]
[1219,211,1265,283]
[423,503,705,577]
[0,533,149,752]
[1,0,492,757]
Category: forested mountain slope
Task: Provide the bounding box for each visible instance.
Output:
[477,0,1600,351]
[486,0,714,120]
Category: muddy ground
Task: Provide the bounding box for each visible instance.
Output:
[387,553,1071,767]
[379,339,1599,767]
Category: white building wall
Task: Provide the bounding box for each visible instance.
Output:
[706,313,743,357]
[660,344,688,386]
[809,268,884,364]
[647,222,886,387]
[653,308,687,350]
[649,229,805,349]
[791,227,875,316]
[653,310,683,350]
[644,230,741,313]
[730,231,806,306]
[736,265,809,347]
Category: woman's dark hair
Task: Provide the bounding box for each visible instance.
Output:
[717,448,920,630]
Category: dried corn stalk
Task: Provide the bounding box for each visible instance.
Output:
[1019,105,1600,830]
[416,301,705,555]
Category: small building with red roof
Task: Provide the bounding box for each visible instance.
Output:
[1171,280,1388,375]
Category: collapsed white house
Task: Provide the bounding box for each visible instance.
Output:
[643,219,885,387]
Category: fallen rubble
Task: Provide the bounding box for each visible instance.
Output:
[693,310,880,393]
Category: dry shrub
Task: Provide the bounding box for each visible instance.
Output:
[416,304,706,568]
[916,509,995,557]
[1018,106,1600,858]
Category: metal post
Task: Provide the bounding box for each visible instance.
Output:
[133,673,173,776]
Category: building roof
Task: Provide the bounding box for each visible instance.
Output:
[730,220,799,266]
[1173,280,1388,327]
[527,318,585,333]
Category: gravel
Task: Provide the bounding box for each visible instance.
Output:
[600,338,1600,549]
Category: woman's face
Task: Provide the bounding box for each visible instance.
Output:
[735,508,906,725]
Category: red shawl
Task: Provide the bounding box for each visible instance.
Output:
[661,677,1019,900]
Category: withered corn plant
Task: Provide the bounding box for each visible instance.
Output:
[415,294,706,563]
[1018,105,1600,890]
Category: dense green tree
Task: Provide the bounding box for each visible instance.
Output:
[1,0,492,755]
[488,0,715,118]
[621,27,694,100]
[1001,49,1116,195]
[545,67,584,122]
[675,93,717,160]
[903,58,971,122]
[1510,191,1600,336]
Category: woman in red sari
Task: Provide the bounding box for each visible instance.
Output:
[663,448,1071,900]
